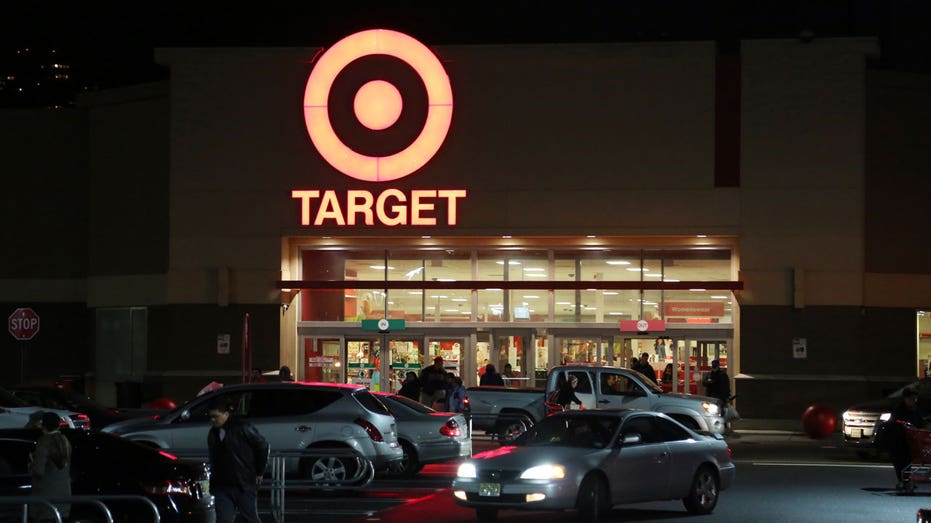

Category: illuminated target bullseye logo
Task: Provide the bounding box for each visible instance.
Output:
[303,29,454,182]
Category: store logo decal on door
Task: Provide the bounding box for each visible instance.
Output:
[294,29,466,227]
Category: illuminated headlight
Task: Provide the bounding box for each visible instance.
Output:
[701,402,720,416]
[842,411,851,421]
[520,464,565,480]
[457,463,477,478]
[879,412,892,422]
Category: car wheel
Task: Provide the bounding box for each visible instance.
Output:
[392,440,421,479]
[496,415,530,443]
[476,507,498,522]
[303,451,356,486]
[577,473,610,522]
[682,465,719,514]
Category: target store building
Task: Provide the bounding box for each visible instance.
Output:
[3,29,930,420]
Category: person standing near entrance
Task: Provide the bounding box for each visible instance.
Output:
[207,398,269,523]
[654,337,667,361]
[419,356,447,407]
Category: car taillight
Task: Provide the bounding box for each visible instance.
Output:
[355,418,384,442]
[141,479,193,496]
[440,419,462,437]
[69,414,91,430]
[727,447,733,457]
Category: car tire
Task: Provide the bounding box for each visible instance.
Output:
[302,448,358,487]
[495,414,530,443]
[392,440,421,479]
[682,465,719,514]
[576,473,610,522]
[476,507,498,522]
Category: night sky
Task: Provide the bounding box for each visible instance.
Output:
[0,1,928,99]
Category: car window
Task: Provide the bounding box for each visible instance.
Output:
[248,390,343,417]
[353,390,392,416]
[653,417,692,442]
[620,416,663,445]
[520,415,618,448]
[600,373,641,396]
[0,439,34,476]
[568,371,593,394]
[380,394,431,420]
[184,391,248,422]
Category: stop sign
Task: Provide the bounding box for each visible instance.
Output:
[8,307,40,341]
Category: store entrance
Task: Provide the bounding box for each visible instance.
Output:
[477,330,539,387]
[302,337,343,383]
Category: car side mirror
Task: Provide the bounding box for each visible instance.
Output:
[621,433,642,446]
[179,409,191,421]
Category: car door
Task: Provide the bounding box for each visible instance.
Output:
[565,370,596,409]
[654,416,698,497]
[608,415,672,503]
[167,390,247,453]
[596,370,651,410]
[245,388,339,452]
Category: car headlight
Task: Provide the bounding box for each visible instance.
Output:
[457,463,477,478]
[879,412,892,422]
[842,410,851,421]
[701,402,720,416]
[520,464,566,480]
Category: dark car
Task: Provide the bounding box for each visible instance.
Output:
[0,428,214,522]
[8,385,165,429]
[842,378,931,457]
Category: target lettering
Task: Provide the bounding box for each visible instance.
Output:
[292,189,467,227]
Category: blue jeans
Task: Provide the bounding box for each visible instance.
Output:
[213,484,261,523]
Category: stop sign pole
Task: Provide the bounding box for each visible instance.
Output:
[9,307,39,384]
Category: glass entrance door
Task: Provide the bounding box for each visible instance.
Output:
[388,338,423,394]
[303,337,343,383]
[346,338,380,389]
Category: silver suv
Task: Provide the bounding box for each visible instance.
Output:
[102,382,403,477]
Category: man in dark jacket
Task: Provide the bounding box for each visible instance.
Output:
[207,398,270,523]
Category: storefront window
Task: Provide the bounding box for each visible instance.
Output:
[300,245,736,325]
[477,289,504,322]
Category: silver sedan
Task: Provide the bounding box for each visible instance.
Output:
[452,409,735,522]
[375,392,472,478]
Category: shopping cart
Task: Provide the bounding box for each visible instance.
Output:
[901,426,931,492]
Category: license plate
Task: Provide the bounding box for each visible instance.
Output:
[479,483,501,497]
[850,428,862,438]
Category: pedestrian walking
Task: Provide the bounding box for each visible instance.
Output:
[207,398,270,523]
[30,412,72,522]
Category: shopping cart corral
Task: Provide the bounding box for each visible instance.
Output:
[172,447,375,522]
[0,494,161,523]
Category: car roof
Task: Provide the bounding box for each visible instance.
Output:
[210,381,365,392]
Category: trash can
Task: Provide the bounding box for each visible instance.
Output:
[115,381,143,408]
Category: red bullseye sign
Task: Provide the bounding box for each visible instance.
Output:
[8,307,40,341]
[303,29,454,182]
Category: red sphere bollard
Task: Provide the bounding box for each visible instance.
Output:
[149,397,177,410]
[801,404,836,439]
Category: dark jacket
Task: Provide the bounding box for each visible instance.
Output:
[556,380,582,409]
[207,416,270,488]
[419,365,447,395]
[703,369,731,403]
[398,379,421,401]
[480,370,505,386]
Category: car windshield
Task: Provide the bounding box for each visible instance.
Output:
[0,387,29,408]
[627,370,665,393]
[887,378,931,399]
[515,414,619,449]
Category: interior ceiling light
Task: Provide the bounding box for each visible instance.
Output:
[606,261,631,265]
[370,265,395,270]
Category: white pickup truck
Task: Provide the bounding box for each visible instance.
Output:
[467,365,726,441]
